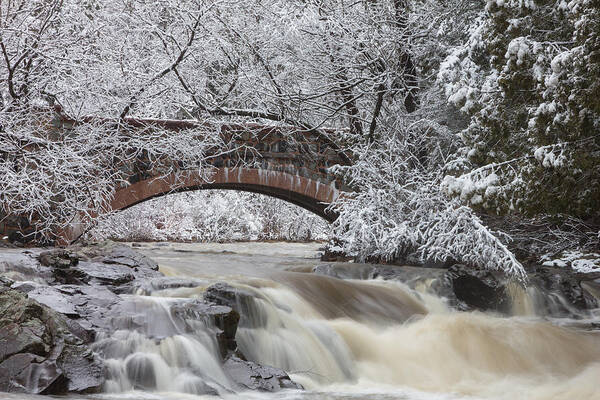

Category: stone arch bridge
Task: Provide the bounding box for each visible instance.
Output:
[1,112,351,244]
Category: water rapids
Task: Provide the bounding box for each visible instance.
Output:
[5,242,600,400]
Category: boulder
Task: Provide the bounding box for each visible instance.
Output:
[171,300,240,358]
[0,288,104,394]
[528,265,599,313]
[75,243,159,272]
[203,283,263,328]
[132,277,205,296]
[224,356,302,392]
[37,250,79,269]
[16,284,121,336]
[203,283,255,311]
[47,245,162,292]
[445,264,510,313]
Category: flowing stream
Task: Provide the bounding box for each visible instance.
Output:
[5,242,600,400]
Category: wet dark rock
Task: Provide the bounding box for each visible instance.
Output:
[77,244,159,272]
[172,300,240,358]
[0,354,65,395]
[71,261,135,287]
[27,286,80,316]
[446,264,510,313]
[55,243,163,294]
[204,282,255,310]
[18,284,120,337]
[203,283,262,328]
[528,266,599,312]
[224,356,302,392]
[38,250,79,269]
[581,280,600,306]
[0,289,104,394]
[133,277,205,295]
[58,344,105,393]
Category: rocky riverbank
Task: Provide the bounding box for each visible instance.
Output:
[0,243,300,395]
[313,260,600,320]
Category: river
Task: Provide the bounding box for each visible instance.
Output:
[3,242,600,400]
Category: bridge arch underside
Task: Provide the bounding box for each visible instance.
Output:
[62,169,341,245]
[111,168,340,222]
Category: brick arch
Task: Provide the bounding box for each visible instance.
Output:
[112,168,341,219]
[63,168,341,244]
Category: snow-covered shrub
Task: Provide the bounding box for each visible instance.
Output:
[86,191,328,243]
[329,120,526,280]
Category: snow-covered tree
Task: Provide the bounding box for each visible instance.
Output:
[439,0,600,220]
[0,0,425,242]
[87,191,328,243]
[329,116,527,280]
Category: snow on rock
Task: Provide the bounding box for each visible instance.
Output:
[541,251,600,273]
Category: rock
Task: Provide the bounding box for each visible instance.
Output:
[132,277,205,295]
[61,243,163,291]
[203,283,262,328]
[77,244,159,272]
[38,250,79,269]
[528,265,599,313]
[0,289,104,394]
[58,345,105,393]
[446,264,510,313]
[46,246,162,292]
[171,300,240,358]
[0,252,54,284]
[9,283,119,341]
[71,261,135,287]
[204,283,255,311]
[581,280,600,306]
[27,286,80,317]
[0,354,64,394]
[224,356,302,392]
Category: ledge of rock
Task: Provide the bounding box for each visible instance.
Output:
[0,287,104,394]
[224,356,303,392]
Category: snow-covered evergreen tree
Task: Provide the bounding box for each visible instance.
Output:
[439,0,600,220]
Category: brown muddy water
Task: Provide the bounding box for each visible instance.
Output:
[4,242,600,400]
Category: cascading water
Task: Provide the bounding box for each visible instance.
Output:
[92,295,233,396]
[216,276,600,400]
[4,242,598,400]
